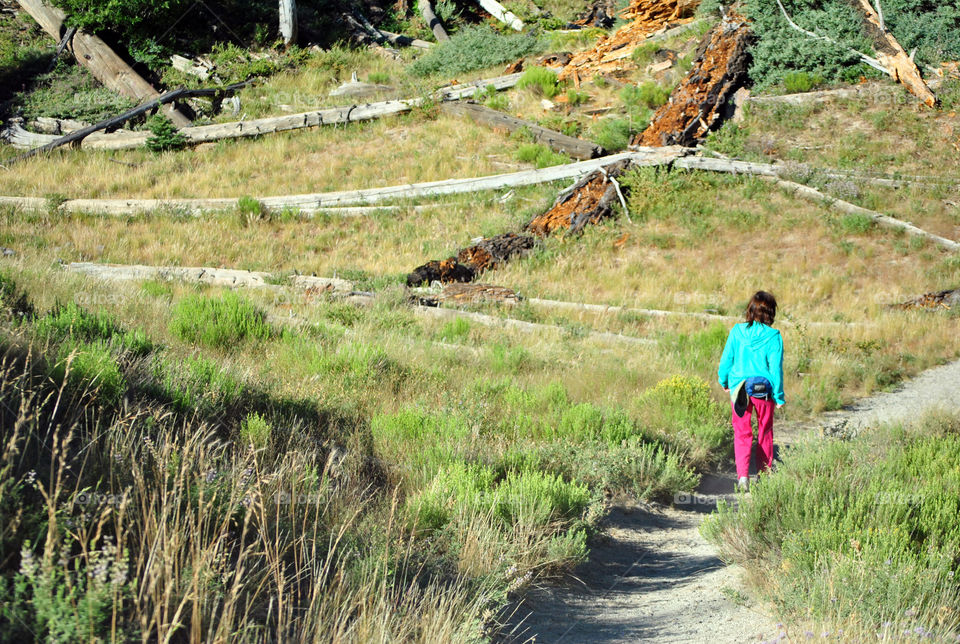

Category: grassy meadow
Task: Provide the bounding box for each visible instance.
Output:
[2,1,960,641]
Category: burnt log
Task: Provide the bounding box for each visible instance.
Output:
[406,258,476,287]
[457,232,540,272]
[635,12,754,147]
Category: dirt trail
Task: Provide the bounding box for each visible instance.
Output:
[501,357,960,643]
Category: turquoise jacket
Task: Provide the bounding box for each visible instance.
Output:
[717,322,785,405]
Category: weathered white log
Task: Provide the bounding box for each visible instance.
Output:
[850,0,937,107]
[2,74,524,151]
[66,263,275,288]
[477,0,524,31]
[279,0,298,47]
[419,0,449,41]
[436,73,523,100]
[673,156,779,176]
[16,0,191,127]
[524,296,864,327]
[762,177,960,251]
[415,305,657,347]
[291,275,354,293]
[526,298,735,321]
[5,148,686,215]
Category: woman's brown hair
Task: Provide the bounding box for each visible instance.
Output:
[745,291,777,326]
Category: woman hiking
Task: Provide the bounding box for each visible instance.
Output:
[717,291,784,492]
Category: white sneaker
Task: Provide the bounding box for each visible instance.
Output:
[737,476,749,492]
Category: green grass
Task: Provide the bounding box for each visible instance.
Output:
[703,414,960,639]
[515,143,571,168]
[516,67,561,99]
[169,292,274,350]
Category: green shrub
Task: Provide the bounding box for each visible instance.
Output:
[838,212,876,235]
[145,114,187,153]
[235,195,265,225]
[240,412,272,449]
[483,92,510,111]
[630,41,661,66]
[488,343,531,374]
[409,461,590,531]
[409,26,544,77]
[169,292,273,350]
[515,143,570,168]
[14,64,136,122]
[12,535,132,642]
[155,353,245,413]
[704,121,750,158]
[639,374,728,456]
[52,341,126,403]
[36,302,153,356]
[507,439,700,501]
[438,317,471,341]
[492,469,590,527]
[782,70,824,93]
[589,118,632,152]
[565,89,590,106]
[516,67,560,98]
[367,71,390,84]
[622,82,670,109]
[703,416,960,635]
[745,0,960,90]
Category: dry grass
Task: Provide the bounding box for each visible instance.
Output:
[0,113,537,200]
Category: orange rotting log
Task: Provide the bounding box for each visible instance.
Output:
[558,0,701,81]
[526,160,631,236]
[635,12,754,147]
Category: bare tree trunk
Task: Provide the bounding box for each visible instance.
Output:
[419,0,449,42]
[279,0,297,47]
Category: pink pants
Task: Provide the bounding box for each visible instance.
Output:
[731,397,775,479]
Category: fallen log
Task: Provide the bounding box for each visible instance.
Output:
[3,74,524,152]
[16,0,191,127]
[635,11,754,147]
[6,82,251,162]
[527,159,633,235]
[440,101,605,160]
[419,0,449,42]
[415,305,657,347]
[66,262,356,294]
[850,0,937,107]
[1,147,689,215]
[527,297,734,321]
[457,232,540,272]
[477,0,524,31]
[761,176,960,252]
